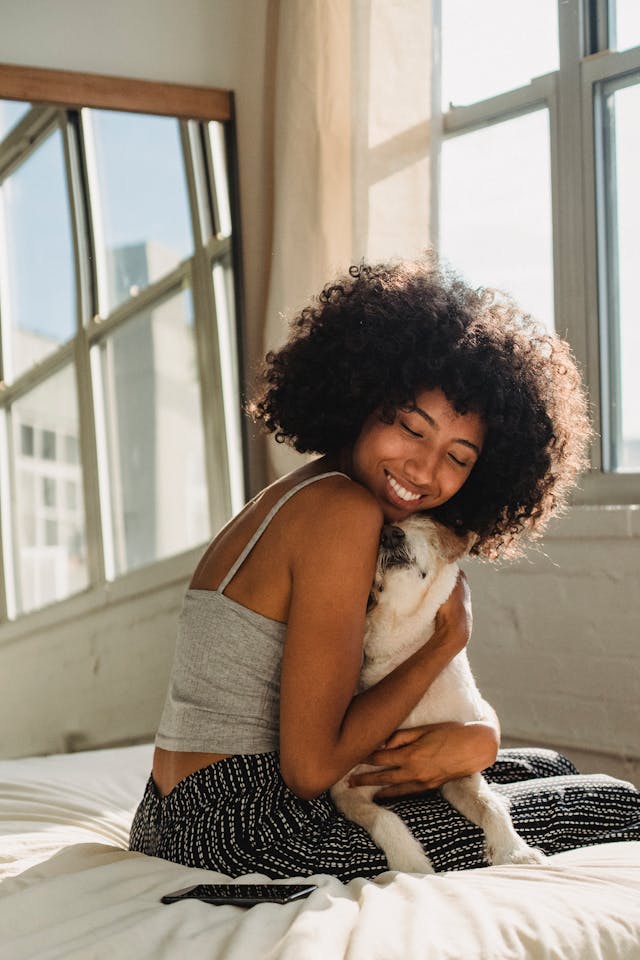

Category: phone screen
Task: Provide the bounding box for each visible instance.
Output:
[161,883,318,906]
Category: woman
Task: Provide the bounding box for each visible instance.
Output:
[130,257,639,880]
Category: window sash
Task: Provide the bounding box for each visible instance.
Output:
[0,71,243,622]
[432,0,640,502]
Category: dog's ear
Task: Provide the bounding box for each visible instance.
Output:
[436,526,478,562]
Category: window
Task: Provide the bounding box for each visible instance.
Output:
[440,0,559,108]
[0,99,30,141]
[20,424,34,457]
[440,110,554,330]
[85,109,194,314]
[0,72,243,619]
[1,126,76,381]
[434,0,640,499]
[610,0,640,51]
[597,77,640,471]
[94,287,208,577]
[8,365,88,613]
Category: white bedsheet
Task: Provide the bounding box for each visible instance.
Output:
[1,744,639,960]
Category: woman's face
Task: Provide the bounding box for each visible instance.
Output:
[349,388,486,522]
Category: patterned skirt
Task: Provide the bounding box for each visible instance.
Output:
[129,747,640,882]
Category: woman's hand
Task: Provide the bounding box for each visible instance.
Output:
[429,570,473,658]
[348,720,500,799]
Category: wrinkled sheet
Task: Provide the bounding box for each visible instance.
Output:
[1,745,639,960]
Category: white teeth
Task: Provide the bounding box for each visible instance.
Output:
[387,474,422,502]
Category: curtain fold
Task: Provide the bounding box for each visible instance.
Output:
[264,0,432,477]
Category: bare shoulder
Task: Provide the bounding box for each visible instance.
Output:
[295,473,383,535]
[286,474,383,572]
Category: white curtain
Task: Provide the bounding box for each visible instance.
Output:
[264,0,432,476]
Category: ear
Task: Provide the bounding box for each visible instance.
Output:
[436,525,477,562]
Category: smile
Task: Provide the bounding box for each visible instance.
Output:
[385,471,424,503]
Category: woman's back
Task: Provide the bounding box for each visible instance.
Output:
[151,460,363,796]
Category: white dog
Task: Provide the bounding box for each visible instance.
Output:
[331,515,545,873]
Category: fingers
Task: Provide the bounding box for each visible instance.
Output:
[360,745,408,768]
[373,781,429,799]
[349,768,442,796]
[368,723,448,757]
[349,764,403,787]
[383,727,425,750]
[434,570,472,649]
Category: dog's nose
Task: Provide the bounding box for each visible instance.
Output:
[380,524,405,549]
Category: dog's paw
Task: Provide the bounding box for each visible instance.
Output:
[488,841,546,866]
[384,844,436,874]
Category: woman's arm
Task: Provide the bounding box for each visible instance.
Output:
[348,685,501,799]
[278,482,470,800]
[347,719,500,798]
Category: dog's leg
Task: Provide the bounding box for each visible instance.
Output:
[441,773,546,866]
[331,775,435,874]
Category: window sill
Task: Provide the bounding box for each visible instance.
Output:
[0,544,204,648]
[545,503,640,540]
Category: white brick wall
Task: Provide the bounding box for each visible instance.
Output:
[464,505,640,767]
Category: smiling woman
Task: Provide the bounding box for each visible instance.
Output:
[348,389,486,522]
[127,253,640,883]
[250,256,591,558]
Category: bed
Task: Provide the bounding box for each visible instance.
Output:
[1,743,639,960]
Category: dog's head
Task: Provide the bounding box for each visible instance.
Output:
[369,516,475,618]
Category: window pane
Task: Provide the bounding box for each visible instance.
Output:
[610,0,640,51]
[87,110,193,314]
[42,476,56,507]
[440,110,554,329]
[605,83,640,470]
[441,0,558,107]
[20,424,34,456]
[0,100,31,141]
[0,128,77,381]
[11,366,88,614]
[95,287,210,577]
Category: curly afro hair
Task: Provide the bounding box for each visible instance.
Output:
[249,255,592,559]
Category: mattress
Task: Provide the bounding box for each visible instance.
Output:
[1,744,639,959]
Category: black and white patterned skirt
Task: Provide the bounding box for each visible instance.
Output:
[129,748,640,882]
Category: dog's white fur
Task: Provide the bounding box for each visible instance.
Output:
[331,515,545,873]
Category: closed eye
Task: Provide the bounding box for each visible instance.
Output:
[449,452,470,468]
[400,420,422,438]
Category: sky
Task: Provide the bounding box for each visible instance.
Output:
[0,107,192,368]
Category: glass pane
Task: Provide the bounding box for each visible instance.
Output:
[95,287,209,577]
[0,128,77,381]
[0,100,31,141]
[606,83,640,470]
[87,110,193,314]
[610,0,640,51]
[11,366,88,614]
[440,110,554,330]
[441,0,558,107]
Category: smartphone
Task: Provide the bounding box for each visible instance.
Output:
[161,882,318,907]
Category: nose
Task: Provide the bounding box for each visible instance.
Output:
[406,450,437,490]
[380,524,405,550]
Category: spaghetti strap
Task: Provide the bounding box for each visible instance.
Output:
[217,471,349,594]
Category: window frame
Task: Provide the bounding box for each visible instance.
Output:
[431,0,640,505]
[0,63,245,624]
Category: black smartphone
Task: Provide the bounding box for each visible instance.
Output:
[161,882,318,907]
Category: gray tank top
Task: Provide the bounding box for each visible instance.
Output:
[155,471,349,754]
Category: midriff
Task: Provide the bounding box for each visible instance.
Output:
[152,746,232,797]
